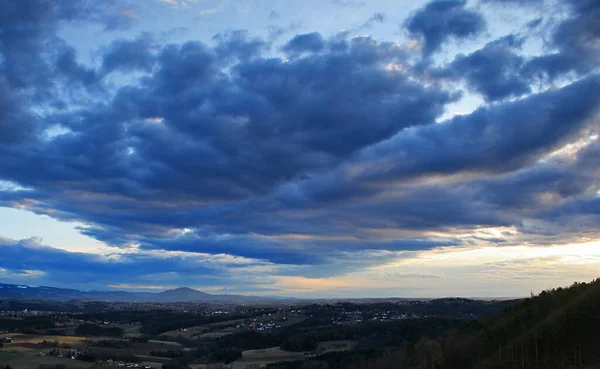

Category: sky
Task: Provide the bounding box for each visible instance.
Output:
[0,0,599,298]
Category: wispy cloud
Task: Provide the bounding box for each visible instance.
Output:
[198,7,221,15]
[156,0,190,8]
[330,0,366,8]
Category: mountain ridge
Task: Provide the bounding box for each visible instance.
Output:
[0,283,276,303]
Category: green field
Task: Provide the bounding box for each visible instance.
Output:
[0,349,96,369]
[231,347,306,369]
[316,340,357,353]
[162,318,246,338]
[191,331,232,339]
[122,325,143,337]
[161,325,209,338]
[0,335,173,369]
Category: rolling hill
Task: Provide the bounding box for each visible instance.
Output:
[0,283,273,303]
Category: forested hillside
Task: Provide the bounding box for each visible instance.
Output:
[440,278,600,369]
[367,278,600,369]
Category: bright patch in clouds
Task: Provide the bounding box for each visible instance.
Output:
[18,270,47,278]
[0,181,30,192]
[44,125,71,139]
[144,117,165,124]
[0,208,108,254]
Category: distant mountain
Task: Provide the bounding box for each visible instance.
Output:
[0,283,276,303]
[154,287,210,302]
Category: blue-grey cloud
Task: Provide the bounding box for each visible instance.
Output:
[282,32,326,55]
[0,237,222,287]
[521,0,599,80]
[267,22,303,41]
[291,75,600,200]
[357,12,386,30]
[405,0,486,56]
[0,0,600,289]
[101,33,157,74]
[213,30,268,61]
[435,35,531,101]
[330,0,366,8]
[0,33,452,208]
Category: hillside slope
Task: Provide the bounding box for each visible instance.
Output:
[332,278,600,369]
[439,278,600,369]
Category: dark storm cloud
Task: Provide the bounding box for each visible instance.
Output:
[54,42,99,87]
[0,33,454,207]
[436,35,531,101]
[139,232,459,265]
[291,75,600,201]
[0,0,459,263]
[405,0,486,56]
[461,148,600,241]
[372,76,600,176]
[552,0,600,60]
[550,198,600,217]
[472,166,592,211]
[531,138,600,227]
[0,235,436,285]
[282,32,326,55]
[1,0,600,284]
[213,30,268,61]
[101,33,157,74]
[81,228,325,266]
[0,0,74,142]
[0,0,135,143]
[0,0,134,64]
[282,130,600,244]
[521,0,599,80]
[278,175,519,233]
[0,79,37,144]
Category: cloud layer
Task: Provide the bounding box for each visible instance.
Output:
[0,0,599,295]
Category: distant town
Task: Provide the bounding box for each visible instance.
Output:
[0,292,518,369]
